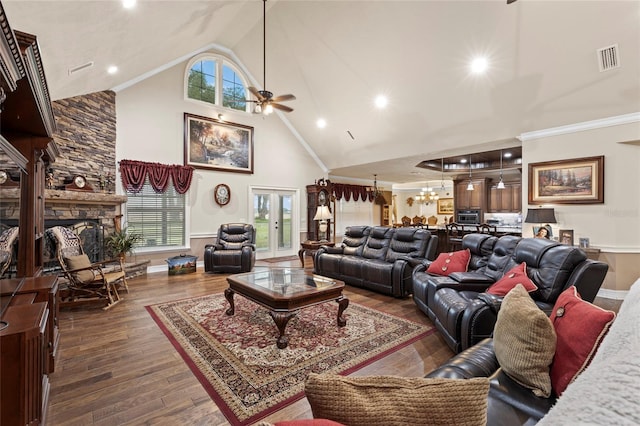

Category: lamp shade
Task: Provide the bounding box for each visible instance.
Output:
[524,208,557,224]
[313,205,332,221]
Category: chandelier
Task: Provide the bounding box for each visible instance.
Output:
[415,184,440,205]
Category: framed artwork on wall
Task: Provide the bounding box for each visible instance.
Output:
[184,113,254,174]
[437,198,454,214]
[528,156,604,204]
[560,229,574,246]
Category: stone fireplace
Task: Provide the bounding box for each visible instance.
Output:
[1,187,127,270]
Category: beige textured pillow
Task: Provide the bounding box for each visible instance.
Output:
[305,373,489,426]
[493,284,557,397]
[64,254,96,283]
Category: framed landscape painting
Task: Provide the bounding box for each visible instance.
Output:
[184,113,254,174]
[528,156,604,204]
[437,198,454,214]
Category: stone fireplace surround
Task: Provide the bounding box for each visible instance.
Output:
[1,187,128,268]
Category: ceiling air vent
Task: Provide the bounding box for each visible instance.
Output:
[68,61,94,75]
[597,44,619,72]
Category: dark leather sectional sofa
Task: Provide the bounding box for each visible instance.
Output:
[313,225,438,298]
[427,338,555,425]
[413,233,609,353]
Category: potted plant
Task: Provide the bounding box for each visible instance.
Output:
[106,227,143,262]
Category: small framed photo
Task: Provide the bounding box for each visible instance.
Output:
[579,237,590,249]
[560,229,574,246]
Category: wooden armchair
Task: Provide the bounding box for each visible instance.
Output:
[47,226,127,310]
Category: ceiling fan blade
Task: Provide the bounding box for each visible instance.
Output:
[248,86,265,101]
[270,102,294,113]
[270,94,296,103]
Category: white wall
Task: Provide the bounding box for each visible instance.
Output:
[521,121,640,249]
[115,54,324,248]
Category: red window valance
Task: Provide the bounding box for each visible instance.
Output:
[119,160,194,194]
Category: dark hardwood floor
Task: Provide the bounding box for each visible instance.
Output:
[46,258,454,425]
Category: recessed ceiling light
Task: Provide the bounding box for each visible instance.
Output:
[460,158,467,164]
[374,95,388,109]
[504,152,512,158]
[470,57,489,74]
[316,118,327,129]
[122,0,136,9]
[107,65,118,74]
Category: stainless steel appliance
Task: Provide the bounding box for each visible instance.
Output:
[457,209,480,224]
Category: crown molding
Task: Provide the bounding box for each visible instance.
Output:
[518,112,640,142]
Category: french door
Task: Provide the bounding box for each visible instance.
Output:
[250,187,298,260]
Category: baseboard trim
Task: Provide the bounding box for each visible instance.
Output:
[597,288,629,300]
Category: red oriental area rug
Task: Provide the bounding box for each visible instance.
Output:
[146,293,434,425]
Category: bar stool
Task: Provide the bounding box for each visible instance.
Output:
[476,223,497,235]
[446,223,464,252]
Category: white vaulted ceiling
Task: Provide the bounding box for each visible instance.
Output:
[4,0,640,183]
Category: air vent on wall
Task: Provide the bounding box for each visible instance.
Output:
[597,44,619,72]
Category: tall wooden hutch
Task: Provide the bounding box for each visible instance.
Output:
[0,2,59,424]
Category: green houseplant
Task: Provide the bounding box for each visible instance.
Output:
[106,228,143,262]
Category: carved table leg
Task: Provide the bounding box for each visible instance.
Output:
[224,288,235,316]
[337,296,349,327]
[269,311,296,349]
[298,248,305,266]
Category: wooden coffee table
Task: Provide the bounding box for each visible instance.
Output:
[225,268,348,349]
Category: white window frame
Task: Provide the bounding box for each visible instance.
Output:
[124,181,191,254]
[184,53,252,113]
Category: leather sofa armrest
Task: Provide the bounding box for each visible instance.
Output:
[426,338,499,379]
[476,292,504,313]
[241,242,256,251]
[322,246,344,255]
[449,272,495,284]
[399,256,428,269]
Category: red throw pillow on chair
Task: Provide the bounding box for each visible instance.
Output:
[486,263,537,296]
[427,249,471,276]
[549,286,616,396]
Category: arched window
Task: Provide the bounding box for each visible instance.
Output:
[186,54,248,112]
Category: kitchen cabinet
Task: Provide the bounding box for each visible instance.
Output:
[488,182,522,213]
[454,178,487,211]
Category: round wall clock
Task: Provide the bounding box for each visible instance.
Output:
[214,183,231,206]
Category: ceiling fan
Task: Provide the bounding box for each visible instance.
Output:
[247,0,296,114]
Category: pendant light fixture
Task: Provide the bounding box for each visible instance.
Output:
[466,154,474,191]
[497,149,506,189]
[440,158,446,191]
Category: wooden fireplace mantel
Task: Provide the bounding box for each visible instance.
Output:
[1,188,127,206]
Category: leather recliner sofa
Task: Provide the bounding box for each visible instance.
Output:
[426,338,554,425]
[413,233,609,352]
[314,225,438,298]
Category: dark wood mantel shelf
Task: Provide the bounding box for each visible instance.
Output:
[1,188,127,206]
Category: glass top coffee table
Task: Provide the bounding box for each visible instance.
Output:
[225,268,349,349]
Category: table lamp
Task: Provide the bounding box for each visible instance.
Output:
[524,208,557,238]
[313,205,332,242]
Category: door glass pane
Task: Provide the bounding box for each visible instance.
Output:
[254,194,270,251]
[278,195,292,250]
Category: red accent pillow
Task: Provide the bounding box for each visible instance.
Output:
[486,263,537,296]
[549,286,616,396]
[427,249,471,276]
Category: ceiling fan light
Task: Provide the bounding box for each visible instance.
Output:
[254,104,262,114]
[264,104,274,115]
